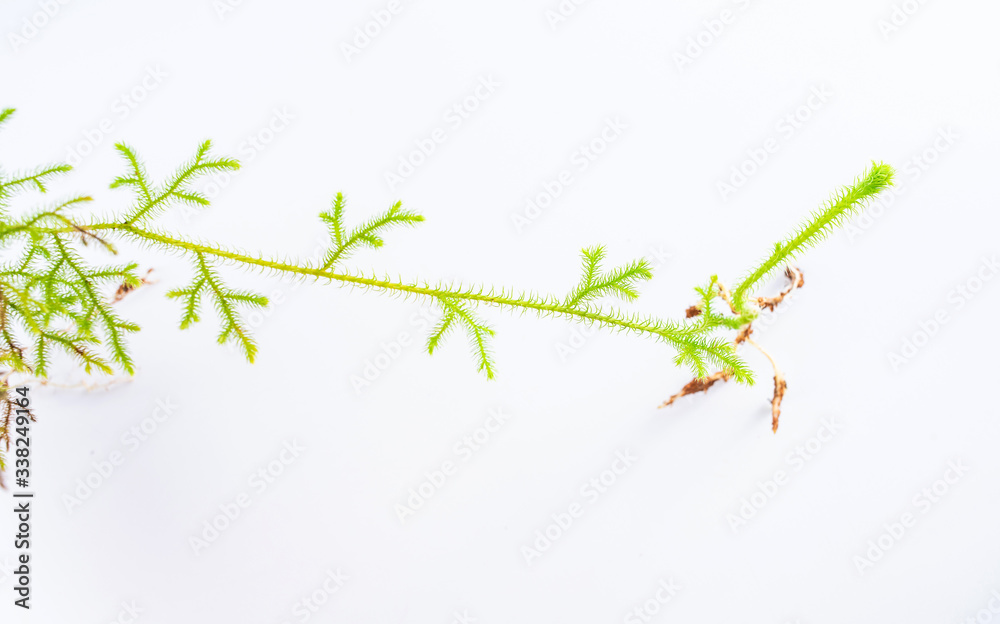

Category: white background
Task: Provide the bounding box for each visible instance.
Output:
[2,0,1000,622]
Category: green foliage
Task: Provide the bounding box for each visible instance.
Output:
[422,246,658,380]
[428,296,497,379]
[685,276,750,334]
[319,193,424,268]
[0,110,142,378]
[731,162,894,314]
[165,252,268,361]
[113,141,239,225]
[0,108,895,390]
[109,140,265,361]
[564,246,653,307]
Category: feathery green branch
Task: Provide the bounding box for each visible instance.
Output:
[319,193,424,269]
[114,141,239,225]
[564,246,653,307]
[165,251,267,361]
[0,108,895,391]
[731,162,894,314]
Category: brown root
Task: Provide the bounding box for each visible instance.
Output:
[770,373,787,433]
[658,370,731,408]
[661,266,803,432]
[734,324,753,345]
[756,266,804,312]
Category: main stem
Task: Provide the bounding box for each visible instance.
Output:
[68,222,700,349]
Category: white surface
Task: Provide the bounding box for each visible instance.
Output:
[2,1,999,622]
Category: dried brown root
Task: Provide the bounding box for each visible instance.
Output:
[734,324,753,345]
[770,374,787,433]
[745,337,786,433]
[661,266,803,432]
[756,266,804,311]
[113,268,155,303]
[658,370,731,408]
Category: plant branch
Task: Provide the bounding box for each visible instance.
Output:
[60,221,744,377]
[732,162,893,314]
[0,114,896,433]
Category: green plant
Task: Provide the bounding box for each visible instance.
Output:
[0,107,894,474]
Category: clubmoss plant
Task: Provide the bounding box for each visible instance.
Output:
[0,108,894,476]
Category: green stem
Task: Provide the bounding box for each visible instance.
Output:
[70,221,699,348]
[731,162,893,312]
